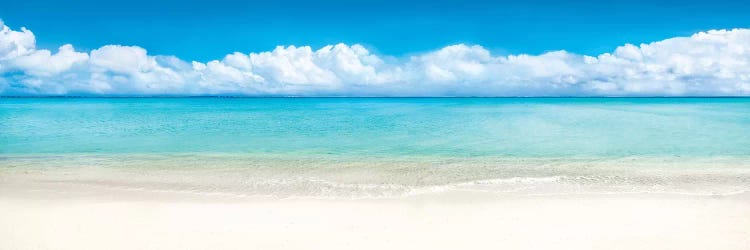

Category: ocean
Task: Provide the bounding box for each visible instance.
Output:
[2,97,750,197]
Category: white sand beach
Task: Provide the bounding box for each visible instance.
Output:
[1,181,749,250]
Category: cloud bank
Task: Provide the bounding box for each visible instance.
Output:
[1,20,749,96]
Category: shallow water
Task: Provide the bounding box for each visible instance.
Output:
[3,97,750,157]
[2,98,750,197]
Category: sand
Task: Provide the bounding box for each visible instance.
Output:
[1,182,749,250]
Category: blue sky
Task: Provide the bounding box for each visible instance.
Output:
[1,0,750,96]
[3,0,749,61]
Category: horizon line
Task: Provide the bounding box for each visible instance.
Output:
[3,96,750,99]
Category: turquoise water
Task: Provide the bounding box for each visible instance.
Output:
[2,98,750,157]
[2,98,750,197]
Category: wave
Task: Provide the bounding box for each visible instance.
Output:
[2,154,750,198]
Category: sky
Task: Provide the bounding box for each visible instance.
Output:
[3,0,750,61]
[1,0,750,96]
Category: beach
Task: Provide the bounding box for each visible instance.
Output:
[2,180,749,250]
[2,97,750,249]
[3,0,750,247]
[2,155,750,250]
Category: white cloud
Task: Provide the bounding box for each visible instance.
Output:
[0,20,35,61]
[0,20,749,96]
[10,44,88,77]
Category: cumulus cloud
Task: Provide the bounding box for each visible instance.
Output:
[0,19,749,96]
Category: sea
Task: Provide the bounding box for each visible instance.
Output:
[2,97,749,197]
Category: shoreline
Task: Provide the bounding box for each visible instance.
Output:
[3,154,750,198]
[3,174,750,202]
[3,155,750,249]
